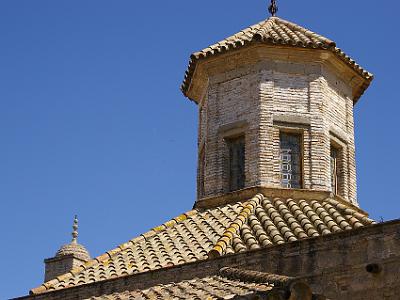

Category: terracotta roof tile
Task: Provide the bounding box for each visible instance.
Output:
[86,267,325,300]
[31,194,375,294]
[181,17,373,102]
[208,194,375,258]
[86,268,291,300]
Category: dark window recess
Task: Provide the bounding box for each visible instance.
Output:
[227,136,245,192]
[280,132,302,189]
[330,146,342,195]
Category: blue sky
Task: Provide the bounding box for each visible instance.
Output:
[1,1,399,298]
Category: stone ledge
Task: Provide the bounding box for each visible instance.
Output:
[273,114,311,126]
[194,186,367,214]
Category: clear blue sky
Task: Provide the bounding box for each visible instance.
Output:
[1,1,399,298]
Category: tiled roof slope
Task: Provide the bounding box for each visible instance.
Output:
[88,267,316,300]
[88,275,271,300]
[31,194,375,294]
[181,17,373,101]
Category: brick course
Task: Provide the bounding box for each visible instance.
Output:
[197,51,358,205]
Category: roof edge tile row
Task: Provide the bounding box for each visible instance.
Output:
[181,16,373,102]
[30,192,376,295]
[30,210,199,295]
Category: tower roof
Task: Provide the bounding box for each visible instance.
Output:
[181,16,373,102]
[55,243,90,261]
[54,216,90,262]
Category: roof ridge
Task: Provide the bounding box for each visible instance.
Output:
[326,198,376,226]
[219,267,295,286]
[191,17,272,59]
[275,17,336,47]
[252,17,276,42]
[208,195,376,260]
[30,209,199,295]
[218,267,318,300]
[208,194,264,258]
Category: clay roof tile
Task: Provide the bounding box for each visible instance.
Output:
[181,16,373,103]
[30,193,375,295]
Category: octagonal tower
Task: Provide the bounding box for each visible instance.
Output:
[182,17,372,207]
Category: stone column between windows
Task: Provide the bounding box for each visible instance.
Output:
[245,71,262,189]
[203,83,220,197]
[346,95,358,204]
[309,74,331,191]
[197,93,208,199]
[302,124,312,190]
[258,68,276,187]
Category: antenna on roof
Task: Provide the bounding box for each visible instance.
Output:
[268,0,278,17]
[71,215,78,244]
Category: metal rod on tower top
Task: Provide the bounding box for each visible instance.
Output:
[269,0,278,16]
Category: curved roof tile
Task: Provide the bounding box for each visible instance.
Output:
[31,194,375,295]
[181,17,373,102]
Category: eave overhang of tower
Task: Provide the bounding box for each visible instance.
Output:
[181,17,373,103]
[182,43,372,105]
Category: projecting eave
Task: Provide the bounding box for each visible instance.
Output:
[181,16,373,104]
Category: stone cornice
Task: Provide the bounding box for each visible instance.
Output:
[186,44,371,104]
[194,186,367,215]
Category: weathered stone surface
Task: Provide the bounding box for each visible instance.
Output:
[197,56,358,205]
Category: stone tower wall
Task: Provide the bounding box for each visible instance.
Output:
[44,256,86,282]
[198,68,261,197]
[197,56,358,205]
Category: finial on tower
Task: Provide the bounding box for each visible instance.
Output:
[268,0,278,17]
[44,215,91,282]
[71,215,78,244]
